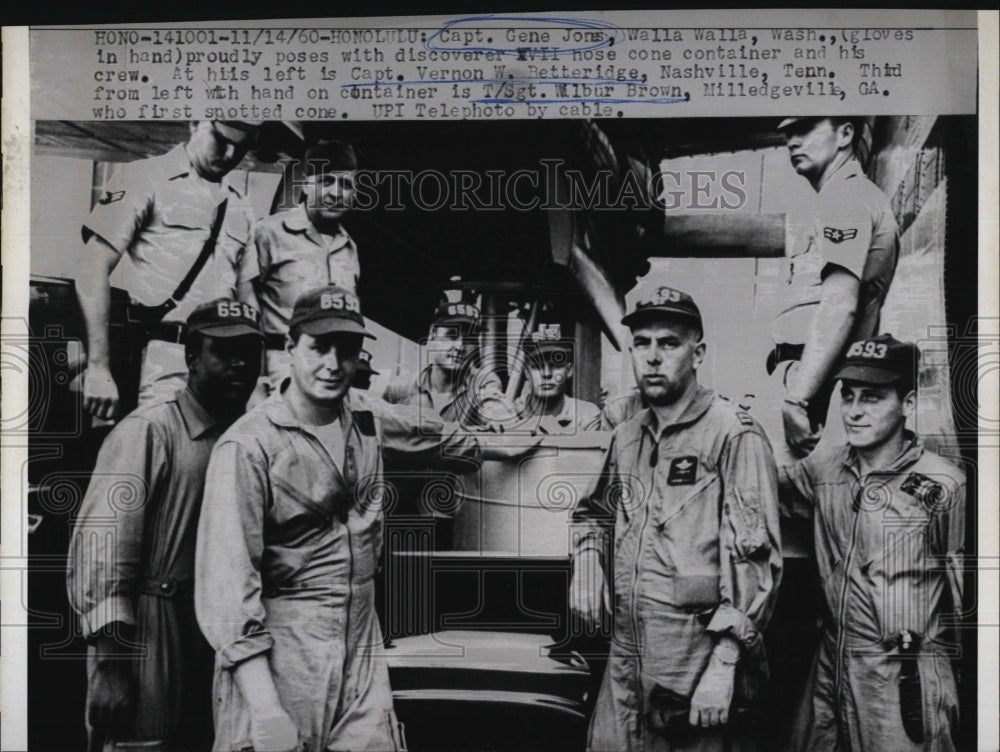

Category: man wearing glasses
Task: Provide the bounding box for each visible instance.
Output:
[76,120,262,419]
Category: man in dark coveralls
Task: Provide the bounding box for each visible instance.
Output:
[67,299,264,751]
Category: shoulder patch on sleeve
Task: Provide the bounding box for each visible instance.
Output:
[900,472,947,512]
[823,227,859,244]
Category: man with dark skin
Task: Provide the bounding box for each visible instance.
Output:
[68,299,264,751]
[76,121,260,419]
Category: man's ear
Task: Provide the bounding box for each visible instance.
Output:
[900,388,917,419]
[837,121,855,150]
[692,340,707,370]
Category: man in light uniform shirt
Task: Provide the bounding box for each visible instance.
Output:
[766,116,899,467]
[76,120,261,418]
[514,323,600,434]
[253,140,361,392]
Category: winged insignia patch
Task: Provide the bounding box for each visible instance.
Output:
[98,190,126,205]
[823,227,859,244]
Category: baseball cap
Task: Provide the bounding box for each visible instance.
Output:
[303,140,358,176]
[523,323,574,356]
[289,285,375,339]
[356,349,379,375]
[777,117,816,131]
[432,301,481,334]
[186,298,264,338]
[213,121,261,145]
[621,285,703,331]
[835,334,918,385]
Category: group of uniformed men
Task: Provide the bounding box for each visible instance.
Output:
[67,116,965,752]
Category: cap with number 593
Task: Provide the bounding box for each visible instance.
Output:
[290,285,375,339]
[622,285,702,330]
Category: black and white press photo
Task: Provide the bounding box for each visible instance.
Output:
[2,10,995,752]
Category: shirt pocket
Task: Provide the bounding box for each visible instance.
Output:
[219,212,252,269]
[159,205,210,232]
[653,466,723,609]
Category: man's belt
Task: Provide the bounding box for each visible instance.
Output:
[766,343,805,375]
[138,576,193,598]
[264,332,287,350]
[145,321,188,345]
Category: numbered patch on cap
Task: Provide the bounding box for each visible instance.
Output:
[216,300,260,323]
[640,286,686,308]
[823,227,859,244]
[532,324,563,341]
[445,302,479,320]
[846,340,888,359]
[320,291,361,313]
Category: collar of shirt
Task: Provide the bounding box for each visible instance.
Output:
[639,385,716,441]
[259,385,359,433]
[283,203,353,251]
[818,157,863,195]
[176,386,220,439]
[516,394,575,426]
[842,431,925,477]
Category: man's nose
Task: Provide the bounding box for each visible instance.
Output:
[324,348,342,370]
[646,348,662,364]
[223,143,237,161]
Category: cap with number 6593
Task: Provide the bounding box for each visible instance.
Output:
[290,285,375,339]
[835,334,918,385]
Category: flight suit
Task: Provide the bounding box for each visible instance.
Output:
[782,437,965,752]
[84,144,257,407]
[590,389,646,431]
[195,389,484,752]
[68,387,228,751]
[573,387,782,752]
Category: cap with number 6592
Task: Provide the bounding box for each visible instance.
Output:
[290,285,375,339]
